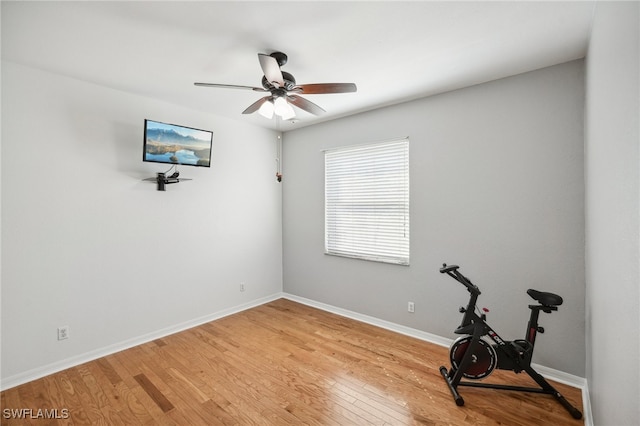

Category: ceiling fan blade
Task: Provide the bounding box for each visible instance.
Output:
[258,53,284,88]
[242,96,272,114]
[296,83,357,94]
[194,82,267,92]
[287,95,326,116]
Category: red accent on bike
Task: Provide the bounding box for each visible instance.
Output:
[482,307,490,313]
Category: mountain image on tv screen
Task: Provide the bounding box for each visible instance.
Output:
[144,120,213,167]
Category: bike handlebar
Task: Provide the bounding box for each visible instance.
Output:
[439,264,459,274]
[440,264,481,295]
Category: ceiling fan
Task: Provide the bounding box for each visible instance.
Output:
[194,52,357,120]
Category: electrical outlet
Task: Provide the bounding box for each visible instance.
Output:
[408,302,415,313]
[57,326,69,340]
[240,282,245,292]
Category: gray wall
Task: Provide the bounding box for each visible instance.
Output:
[585,2,640,424]
[283,60,585,376]
[1,62,283,386]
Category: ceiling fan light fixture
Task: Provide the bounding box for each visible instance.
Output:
[280,106,296,120]
[258,99,275,119]
[195,51,356,121]
[274,96,295,119]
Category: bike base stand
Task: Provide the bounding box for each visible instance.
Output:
[439,365,583,420]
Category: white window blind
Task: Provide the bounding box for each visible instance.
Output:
[325,138,410,265]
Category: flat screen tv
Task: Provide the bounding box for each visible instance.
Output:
[143,119,213,167]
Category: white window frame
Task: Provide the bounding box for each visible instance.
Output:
[324,138,410,265]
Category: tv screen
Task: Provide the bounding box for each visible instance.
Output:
[143,119,213,167]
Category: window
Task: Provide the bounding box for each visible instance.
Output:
[324,138,410,265]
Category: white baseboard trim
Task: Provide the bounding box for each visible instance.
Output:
[282,292,593,425]
[283,293,453,348]
[0,293,284,391]
[579,380,593,426]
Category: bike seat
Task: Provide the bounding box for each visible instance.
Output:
[527,289,563,307]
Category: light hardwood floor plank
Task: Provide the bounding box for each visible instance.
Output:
[1,299,583,425]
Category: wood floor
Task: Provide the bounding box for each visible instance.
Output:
[1,298,584,425]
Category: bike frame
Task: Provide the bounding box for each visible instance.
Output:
[453,271,549,370]
[438,264,582,420]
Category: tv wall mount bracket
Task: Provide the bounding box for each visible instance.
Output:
[143,168,191,191]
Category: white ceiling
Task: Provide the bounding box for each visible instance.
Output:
[2,1,595,131]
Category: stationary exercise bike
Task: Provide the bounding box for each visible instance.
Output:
[438,264,582,420]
